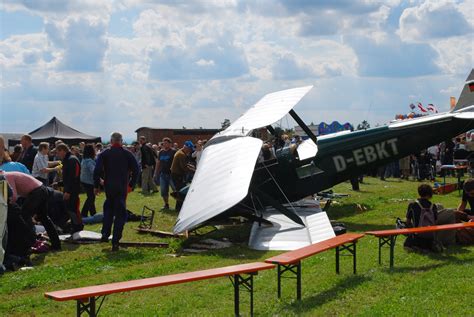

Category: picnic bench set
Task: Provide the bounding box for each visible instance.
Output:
[44,223,474,316]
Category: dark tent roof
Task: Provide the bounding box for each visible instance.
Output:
[8,117,101,146]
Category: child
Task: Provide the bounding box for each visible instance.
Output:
[404,184,439,252]
[32,142,60,185]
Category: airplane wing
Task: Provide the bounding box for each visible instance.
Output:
[174,137,262,233]
[174,86,313,233]
[217,86,313,137]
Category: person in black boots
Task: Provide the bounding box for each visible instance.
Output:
[94,132,139,251]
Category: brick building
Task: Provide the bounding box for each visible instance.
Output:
[135,127,270,146]
[135,127,221,146]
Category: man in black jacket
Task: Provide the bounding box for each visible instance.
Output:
[56,143,83,233]
[94,132,139,251]
[19,134,37,173]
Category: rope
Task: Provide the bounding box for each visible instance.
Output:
[262,162,296,212]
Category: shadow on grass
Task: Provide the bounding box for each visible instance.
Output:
[328,203,374,220]
[175,224,271,260]
[388,257,473,274]
[379,245,473,273]
[102,248,148,262]
[340,221,394,232]
[288,275,371,313]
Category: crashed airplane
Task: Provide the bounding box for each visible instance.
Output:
[174,69,474,236]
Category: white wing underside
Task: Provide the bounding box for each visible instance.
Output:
[174,86,314,233]
[174,137,262,233]
[216,86,313,138]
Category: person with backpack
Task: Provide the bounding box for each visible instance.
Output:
[404,184,439,252]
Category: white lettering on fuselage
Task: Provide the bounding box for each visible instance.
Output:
[333,138,399,172]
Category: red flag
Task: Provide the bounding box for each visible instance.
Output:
[417,102,428,113]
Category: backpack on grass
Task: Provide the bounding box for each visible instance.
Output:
[414,200,435,239]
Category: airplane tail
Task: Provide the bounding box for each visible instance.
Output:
[451,68,474,112]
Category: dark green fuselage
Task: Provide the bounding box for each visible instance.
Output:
[251,117,474,203]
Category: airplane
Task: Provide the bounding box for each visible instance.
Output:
[173,69,474,234]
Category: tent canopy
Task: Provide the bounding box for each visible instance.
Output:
[8,117,101,146]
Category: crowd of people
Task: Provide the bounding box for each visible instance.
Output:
[349,135,474,190]
[0,132,204,272]
[1,131,473,272]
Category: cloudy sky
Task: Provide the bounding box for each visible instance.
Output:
[1,0,473,141]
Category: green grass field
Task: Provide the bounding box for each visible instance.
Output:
[1,177,473,316]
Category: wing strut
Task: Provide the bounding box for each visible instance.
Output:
[289,109,318,144]
[252,187,305,227]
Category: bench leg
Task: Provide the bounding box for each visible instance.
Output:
[389,236,396,269]
[378,236,396,269]
[231,273,256,317]
[335,242,358,274]
[275,262,302,301]
[76,296,106,317]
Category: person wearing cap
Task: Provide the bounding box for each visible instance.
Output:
[94,132,139,251]
[170,141,195,212]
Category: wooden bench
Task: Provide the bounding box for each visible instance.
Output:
[366,222,474,269]
[264,233,365,300]
[45,262,275,316]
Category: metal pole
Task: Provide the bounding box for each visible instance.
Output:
[277,265,281,298]
[90,297,96,317]
[234,275,240,317]
[296,262,302,300]
[353,243,357,274]
[389,236,395,269]
[336,246,340,274]
[378,238,382,265]
[289,109,318,144]
[250,275,254,317]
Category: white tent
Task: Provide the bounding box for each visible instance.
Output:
[0,180,7,271]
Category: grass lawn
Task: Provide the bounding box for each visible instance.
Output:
[1,177,473,316]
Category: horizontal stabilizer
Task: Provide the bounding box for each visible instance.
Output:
[174,137,262,233]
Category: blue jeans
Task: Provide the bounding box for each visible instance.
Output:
[160,173,175,198]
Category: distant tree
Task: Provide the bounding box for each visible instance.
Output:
[182,126,186,129]
[274,126,283,136]
[357,120,370,130]
[221,119,231,129]
[284,128,294,136]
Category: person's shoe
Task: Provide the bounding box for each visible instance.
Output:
[100,236,109,243]
[111,243,119,252]
[160,204,170,211]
